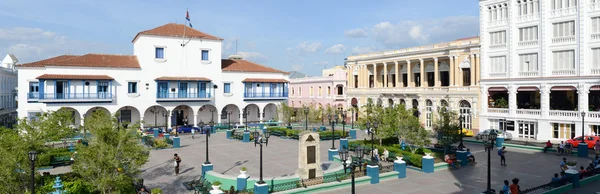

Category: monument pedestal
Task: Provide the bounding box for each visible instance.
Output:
[209,188,223,194]
[226,130,232,139]
[237,173,249,191]
[173,137,180,148]
[577,143,588,157]
[296,131,324,180]
[422,156,434,173]
[202,163,213,176]
[242,132,250,142]
[328,149,338,161]
[455,151,468,166]
[566,168,580,188]
[339,138,349,150]
[349,129,357,139]
[254,182,269,194]
[366,165,379,184]
[394,160,406,179]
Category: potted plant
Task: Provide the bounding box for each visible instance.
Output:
[566,161,577,170]
[212,180,222,190]
[395,152,404,161]
[423,148,432,157]
[240,166,247,175]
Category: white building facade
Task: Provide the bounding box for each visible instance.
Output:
[17,23,289,128]
[479,0,600,141]
[0,54,17,128]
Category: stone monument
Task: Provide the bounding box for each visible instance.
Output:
[296,131,323,179]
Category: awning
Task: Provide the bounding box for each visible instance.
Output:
[36,74,113,80]
[550,86,576,91]
[155,76,211,81]
[517,86,539,92]
[488,87,508,92]
[590,85,600,91]
[242,78,288,83]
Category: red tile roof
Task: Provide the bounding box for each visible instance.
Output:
[133,23,223,42]
[221,59,289,74]
[36,74,114,80]
[18,54,140,68]
[242,78,288,83]
[155,76,211,81]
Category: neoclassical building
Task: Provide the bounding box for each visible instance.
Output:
[345,37,481,132]
[479,0,600,141]
[17,23,289,129]
[0,54,17,128]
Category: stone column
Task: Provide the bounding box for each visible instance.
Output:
[578,84,589,119]
[534,0,539,13]
[470,54,476,86]
[239,112,244,125]
[167,110,172,129]
[140,116,144,128]
[540,85,550,118]
[449,56,455,86]
[216,110,221,125]
[363,65,368,88]
[508,86,517,116]
[406,60,412,87]
[419,59,425,87]
[434,57,440,87]
[394,61,401,87]
[192,113,197,127]
[383,62,388,88]
[372,64,377,88]
[259,111,264,123]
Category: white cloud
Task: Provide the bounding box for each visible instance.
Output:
[313,61,328,66]
[0,27,57,41]
[344,28,368,38]
[351,46,375,55]
[370,16,479,48]
[238,51,268,63]
[296,41,322,54]
[325,44,346,55]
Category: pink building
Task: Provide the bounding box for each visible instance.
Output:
[288,66,347,111]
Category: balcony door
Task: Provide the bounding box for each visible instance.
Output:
[158,82,168,98]
[199,82,206,98]
[179,82,188,98]
[97,81,108,99]
[56,81,67,99]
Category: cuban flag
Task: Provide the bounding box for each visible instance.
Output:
[186,11,193,28]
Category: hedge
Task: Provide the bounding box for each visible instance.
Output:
[347,140,436,168]
[38,148,73,167]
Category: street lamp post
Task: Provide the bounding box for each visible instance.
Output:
[351,108,355,129]
[243,108,250,132]
[198,121,212,164]
[581,111,586,143]
[303,106,309,131]
[253,130,270,184]
[339,147,364,194]
[480,131,498,194]
[458,115,465,150]
[209,107,215,124]
[328,112,339,150]
[150,107,158,127]
[227,110,232,130]
[29,150,37,194]
[365,121,378,166]
[341,110,347,138]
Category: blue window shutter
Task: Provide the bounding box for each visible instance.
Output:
[155,48,164,59]
[202,50,209,60]
[224,83,230,93]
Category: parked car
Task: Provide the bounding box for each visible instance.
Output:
[566,136,600,149]
[177,126,200,133]
[474,129,512,140]
[461,128,474,137]
[145,128,164,134]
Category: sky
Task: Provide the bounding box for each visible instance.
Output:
[0,0,480,76]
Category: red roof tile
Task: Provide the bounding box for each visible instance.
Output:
[242,78,288,83]
[221,59,289,74]
[133,23,223,42]
[155,76,211,81]
[36,74,113,80]
[18,54,140,68]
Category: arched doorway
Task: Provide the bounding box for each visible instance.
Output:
[173,105,194,127]
[264,103,278,122]
[57,107,81,127]
[117,106,141,128]
[400,99,406,105]
[388,99,394,107]
[198,105,218,124]
[351,98,359,121]
[221,104,241,125]
[84,107,110,120]
[488,87,509,108]
[425,100,433,128]
[377,98,383,107]
[459,100,472,130]
[143,106,168,128]
[243,104,260,123]
[440,99,449,108]
[412,99,419,117]
[550,86,578,111]
[517,86,540,109]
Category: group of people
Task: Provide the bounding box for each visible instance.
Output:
[369,148,390,164]
[500,178,521,194]
[444,149,477,169]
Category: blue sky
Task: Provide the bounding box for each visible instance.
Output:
[0,0,480,76]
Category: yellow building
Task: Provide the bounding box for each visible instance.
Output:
[345,37,481,132]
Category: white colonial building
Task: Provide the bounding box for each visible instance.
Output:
[479,0,600,141]
[0,54,17,128]
[16,23,289,128]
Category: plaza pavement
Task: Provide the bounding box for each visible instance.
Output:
[141,129,367,193]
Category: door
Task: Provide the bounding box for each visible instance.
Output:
[97,81,108,99]
[179,82,188,98]
[199,82,206,98]
[56,81,64,99]
[158,82,168,98]
[270,83,276,97]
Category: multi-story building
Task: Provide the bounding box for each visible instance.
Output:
[289,66,347,112]
[479,0,600,141]
[0,54,17,128]
[16,23,289,128]
[345,37,481,132]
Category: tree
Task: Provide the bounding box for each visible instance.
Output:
[277,102,294,126]
[432,106,461,155]
[72,110,149,194]
[0,109,77,193]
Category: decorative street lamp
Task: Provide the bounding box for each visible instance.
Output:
[29,150,37,194]
[243,108,250,132]
[458,115,465,150]
[253,130,270,184]
[303,106,310,131]
[341,110,347,138]
[581,111,586,143]
[351,108,355,129]
[365,121,378,166]
[209,107,216,124]
[328,112,339,150]
[480,130,498,194]
[339,147,364,194]
[200,121,212,164]
[227,110,233,130]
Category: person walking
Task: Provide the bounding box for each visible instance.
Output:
[498,146,507,166]
[174,153,182,175]
[191,126,195,139]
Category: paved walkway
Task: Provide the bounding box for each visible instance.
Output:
[318,142,594,194]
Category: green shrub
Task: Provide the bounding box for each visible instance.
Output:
[143,136,155,147]
[154,138,168,149]
[151,188,163,194]
[165,138,174,145]
[409,154,424,168]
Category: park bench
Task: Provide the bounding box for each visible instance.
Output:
[270,130,285,137]
[51,156,73,167]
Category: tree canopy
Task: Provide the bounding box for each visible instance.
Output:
[432,106,462,154]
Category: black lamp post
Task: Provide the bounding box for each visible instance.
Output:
[243,108,250,132]
[480,130,498,194]
[458,115,465,150]
[328,112,339,150]
[253,130,270,184]
[200,121,212,164]
[150,107,158,127]
[581,111,586,143]
[341,110,347,138]
[29,150,37,194]
[365,121,378,166]
[209,107,215,124]
[339,147,364,194]
[227,110,232,130]
[303,106,309,131]
[351,108,355,129]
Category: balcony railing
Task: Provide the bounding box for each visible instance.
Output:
[591,69,600,75]
[518,40,538,47]
[550,7,577,18]
[489,44,506,49]
[28,93,114,102]
[518,71,539,77]
[589,112,600,119]
[552,69,575,76]
[488,108,509,114]
[516,14,539,22]
[592,33,600,41]
[488,72,507,78]
[487,19,508,27]
[334,95,345,101]
[552,36,575,44]
[244,92,288,99]
[549,110,578,117]
[590,2,600,11]
[156,92,212,101]
[517,109,541,116]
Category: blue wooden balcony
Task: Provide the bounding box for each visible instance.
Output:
[28,93,114,103]
[244,92,288,100]
[156,92,212,102]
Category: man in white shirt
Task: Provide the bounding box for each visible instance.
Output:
[557,141,565,155]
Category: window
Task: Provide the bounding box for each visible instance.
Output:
[552,0,577,10]
[519,53,539,72]
[490,56,507,73]
[490,31,506,45]
[327,86,331,96]
[552,123,576,139]
[459,101,472,130]
[592,17,600,34]
[462,68,471,86]
[120,110,132,123]
[201,50,209,61]
[155,47,164,59]
[29,82,39,92]
[299,87,302,96]
[291,87,295,96]
[553,21,575,38]
[337,86,343,95]
[318,86,322,96]
[128,82,137,94]
[519,26,538,42]
[425,100,433,127]
[553,50,575,70]
[593,48,600,69]
[224,83,231,94]
[592,125,600,136]
[310,87,313,96]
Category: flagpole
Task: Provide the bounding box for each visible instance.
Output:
[183,9,187,46]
